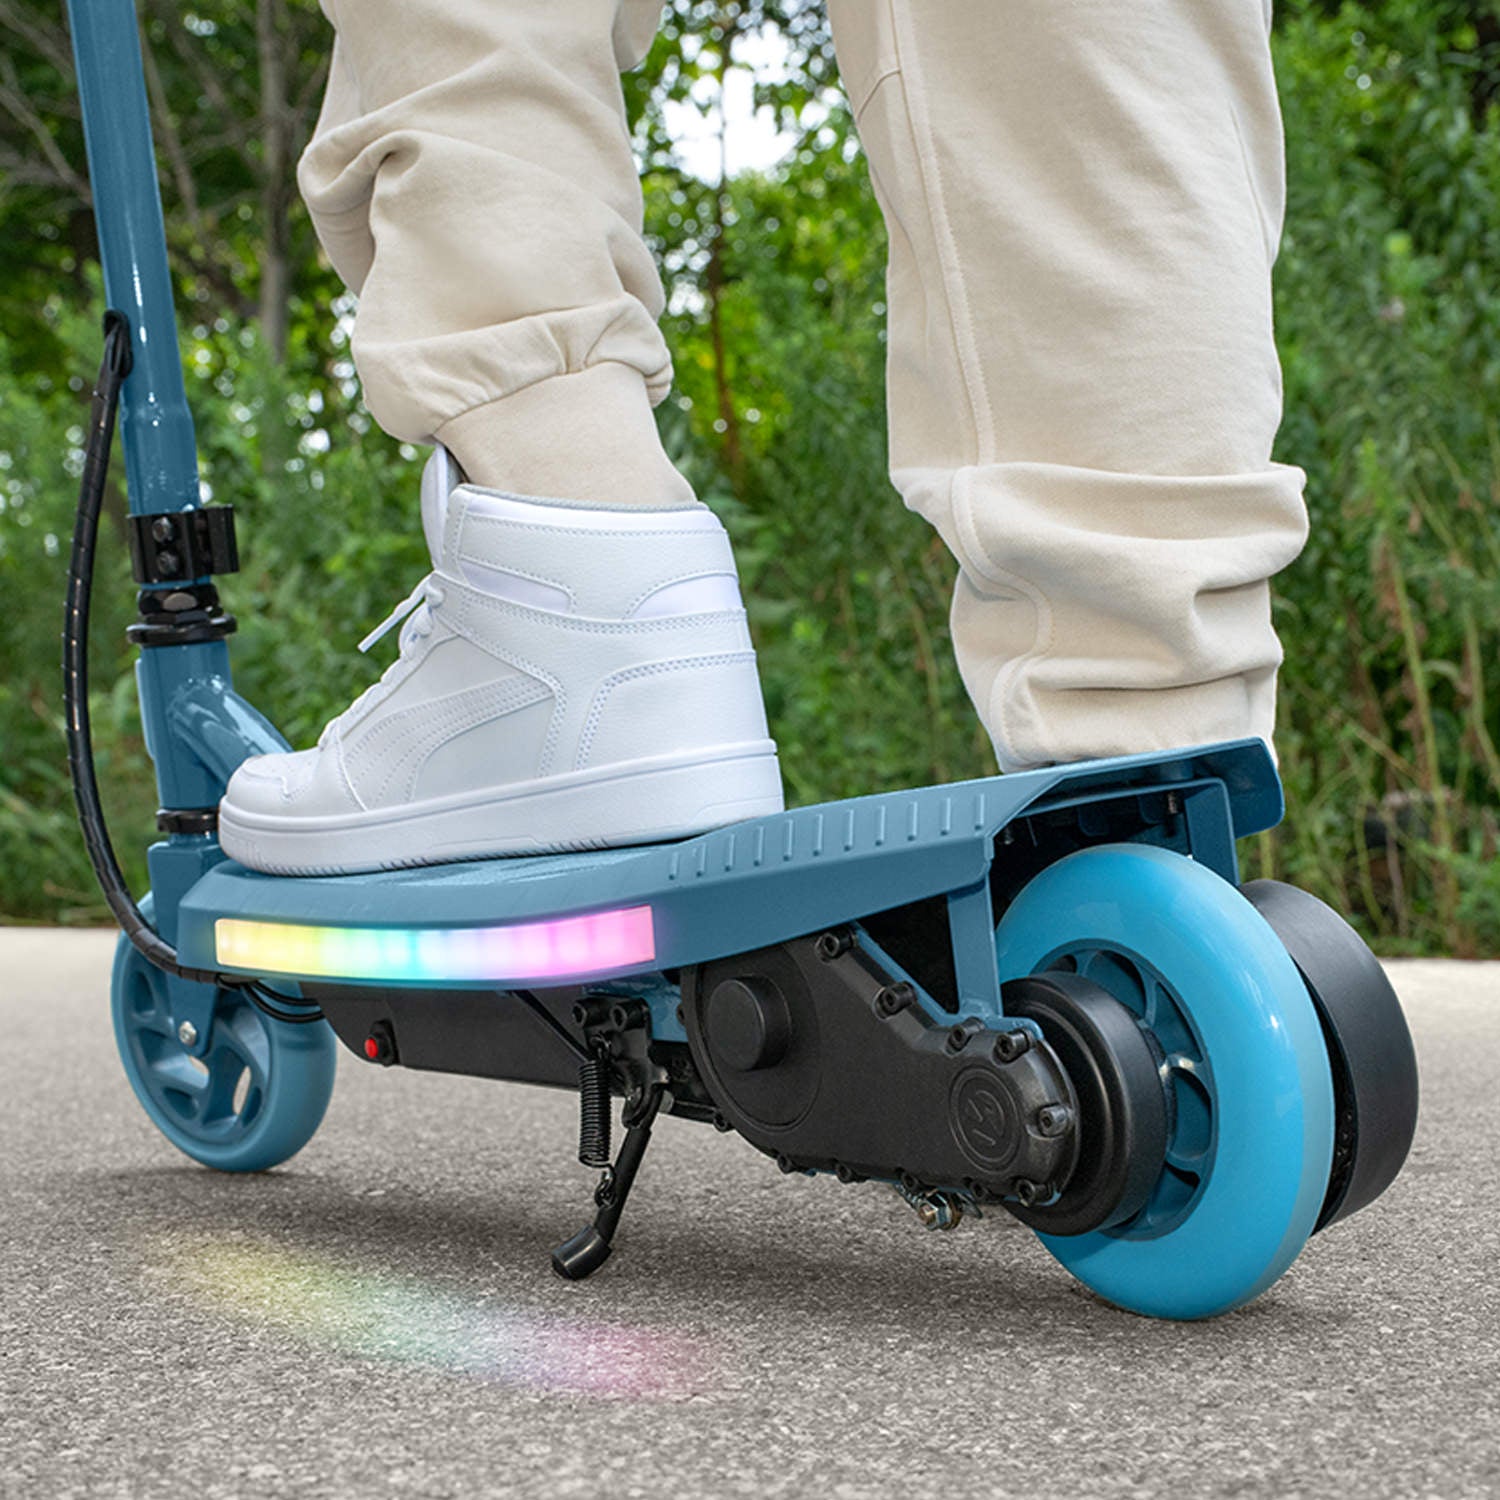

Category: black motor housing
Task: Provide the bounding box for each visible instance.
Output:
[684,931,1086,1203]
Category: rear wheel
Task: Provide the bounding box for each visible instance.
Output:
[995,844,1334,1320]
[111,898,336,1172]
[1242,879,1418,1230]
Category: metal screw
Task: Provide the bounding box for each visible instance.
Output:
[874,982,915,1017]
[815,927,854,961]
[870,984,912,1020]
[1037,1103,1073,1138]
[993,1028,1031,1063]
[150,516,176,543]
[177,1020,198,1047]
[946,1024,972,1053]
[155,549,180,576]
[1012,1178,1048,1207]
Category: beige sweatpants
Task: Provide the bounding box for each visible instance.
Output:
[299,0,1308,772]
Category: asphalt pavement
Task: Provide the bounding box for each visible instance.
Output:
[2,927,1497,1500]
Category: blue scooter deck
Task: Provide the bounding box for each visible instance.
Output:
[176,740,1280,996]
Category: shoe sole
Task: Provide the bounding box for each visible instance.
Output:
[218,743,784,877]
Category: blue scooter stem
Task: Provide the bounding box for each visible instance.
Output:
[66,0,289,969]
[67,0,200,517]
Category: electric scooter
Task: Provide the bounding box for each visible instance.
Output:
[62,0,1419,1321]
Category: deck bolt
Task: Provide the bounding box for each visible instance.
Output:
[815,927,854,961]
[176,1020,198,1047]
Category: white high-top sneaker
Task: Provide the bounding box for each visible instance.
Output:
[218,450,784,875]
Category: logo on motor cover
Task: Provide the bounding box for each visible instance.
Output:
[950,1070,1019,1171]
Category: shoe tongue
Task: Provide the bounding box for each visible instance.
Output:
[419,446,464,562]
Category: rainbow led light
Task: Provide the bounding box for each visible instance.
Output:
[215,905,655,984]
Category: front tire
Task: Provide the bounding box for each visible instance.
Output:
[111,899,336,1172]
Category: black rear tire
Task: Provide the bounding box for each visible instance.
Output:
[1242,879,1419,1231]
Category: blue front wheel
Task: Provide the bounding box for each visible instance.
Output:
[111,902,336,1172]
[995,844,1334,1320]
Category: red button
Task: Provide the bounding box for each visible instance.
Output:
[364,1036,380,1060]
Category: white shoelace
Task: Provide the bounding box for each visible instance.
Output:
[321,574,448,744]
[357,573,445,654]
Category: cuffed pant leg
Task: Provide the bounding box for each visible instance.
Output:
[828,0,1307,769]
[299,0,690,503]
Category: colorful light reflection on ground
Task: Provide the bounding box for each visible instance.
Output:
[150,1235,718,1401]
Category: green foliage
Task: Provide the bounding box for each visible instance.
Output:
[1258,0,1500,953]
[1,0,1497,954]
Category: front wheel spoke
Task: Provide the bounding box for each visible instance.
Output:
[127,975,179,1039]
[202,1042,258,1117]
[220,1004,272,1077]
[147,1051,210,1110]
[132,1008,179,1042]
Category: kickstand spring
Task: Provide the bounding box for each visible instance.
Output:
[552,1082,666,1280]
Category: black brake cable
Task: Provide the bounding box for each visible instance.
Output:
[63,309,319,1017]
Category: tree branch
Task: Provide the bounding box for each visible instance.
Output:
[139,23,202,229]
[149,0,256,161]
[0,0,77,74]
[0,51,88,200]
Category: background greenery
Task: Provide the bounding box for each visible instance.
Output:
[1,0,1496,953]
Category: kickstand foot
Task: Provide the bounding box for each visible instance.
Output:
[552,1083,665,1281]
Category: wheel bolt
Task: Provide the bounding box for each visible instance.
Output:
[176,1021,198,1047]
[1037,1103,1073,1138]
[993,1028,1031,1063]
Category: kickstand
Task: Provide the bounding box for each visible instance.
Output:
[552,1082,666,1280]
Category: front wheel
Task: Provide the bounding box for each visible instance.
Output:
[111,901,336,1172]
[995,844,1334,1320]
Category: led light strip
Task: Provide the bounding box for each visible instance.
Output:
[215,905,655,984]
